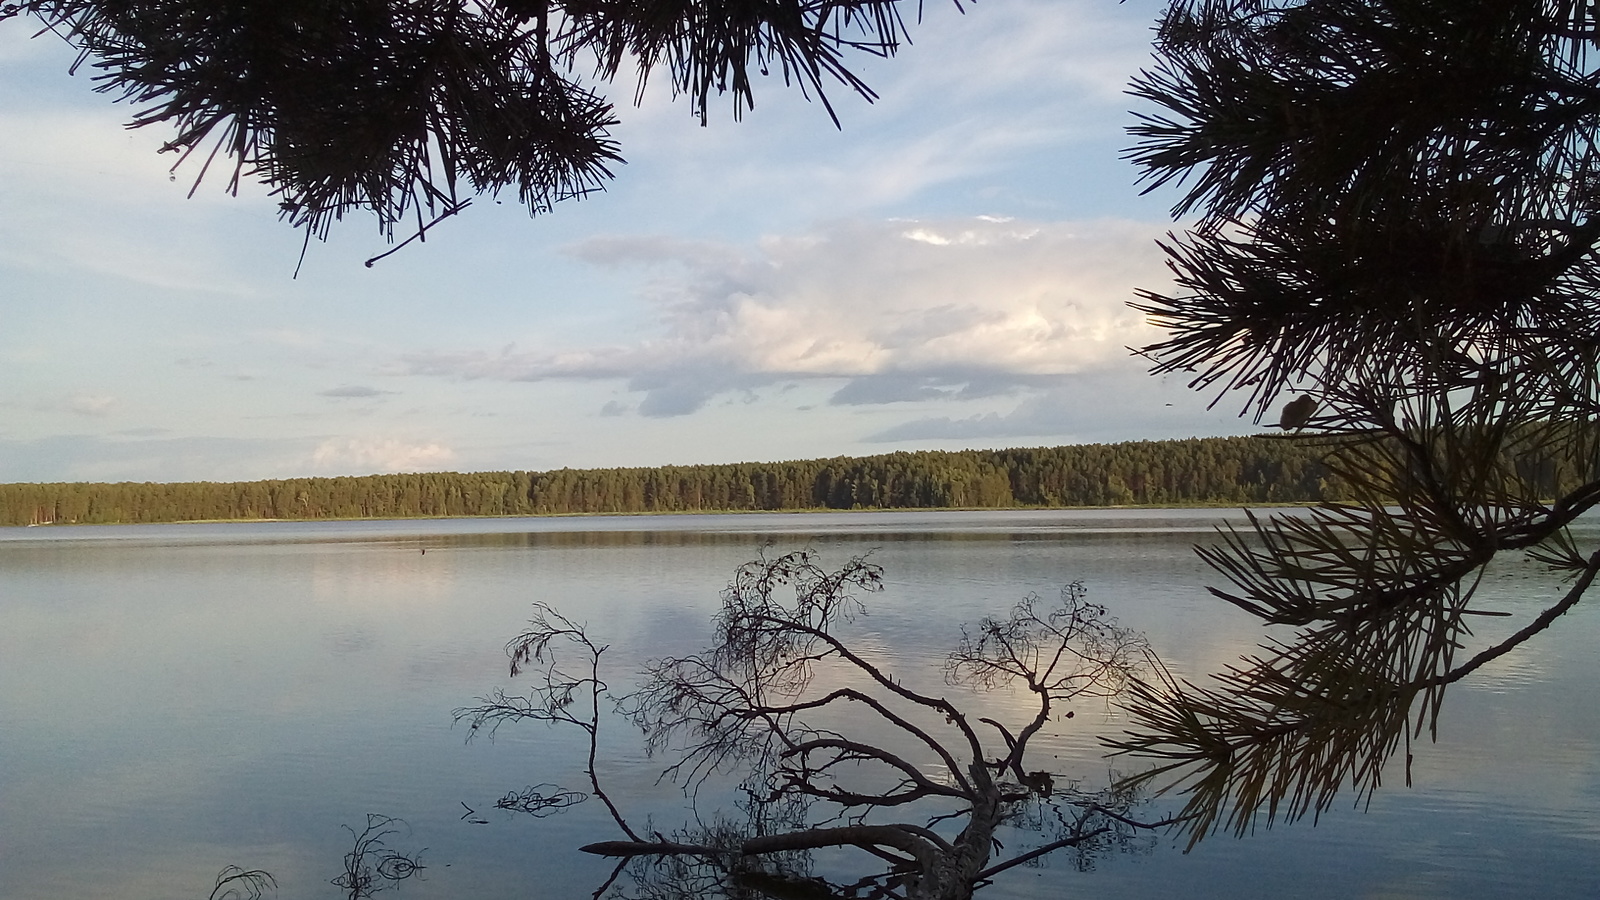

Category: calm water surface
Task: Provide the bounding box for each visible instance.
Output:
[2,509,1597,898]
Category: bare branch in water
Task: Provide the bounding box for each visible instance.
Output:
[456,602,641,842]
[496,783,588,817]
[208,866,275,900]
[329,814,425,900]
[472,549,1163,899]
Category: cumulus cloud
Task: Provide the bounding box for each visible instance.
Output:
[829,375,960,405]
[399,216,1172,417]
[310,438,456,473]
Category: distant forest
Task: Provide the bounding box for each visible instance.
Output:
[1,437,1349,526]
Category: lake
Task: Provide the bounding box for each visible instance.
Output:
[2,509,1598,898]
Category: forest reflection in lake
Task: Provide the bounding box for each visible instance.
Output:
[2,509,1597,898]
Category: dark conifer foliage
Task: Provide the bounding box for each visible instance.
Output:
[1113,0,1600,846]
[0,436,1344,525]
[1130,0,1600,418]
[9,1,928,241]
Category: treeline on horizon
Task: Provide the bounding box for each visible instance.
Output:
[1,437,1348,526]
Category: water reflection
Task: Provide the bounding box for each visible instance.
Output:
[2,511,1597,898]
[329,815,426,900]
[458,551,1177,900]
[206,866,275,900]
[0,507,1252,549]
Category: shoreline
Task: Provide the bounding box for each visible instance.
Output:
[3,501,1313,529]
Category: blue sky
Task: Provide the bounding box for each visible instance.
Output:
[1,1,1256,484]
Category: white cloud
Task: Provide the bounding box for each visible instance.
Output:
[829,374,1048,406]
[582,0,1167,234]
[319,385,391,399]
[20,393,118,419]
[68,393,116,417]
[864,369,1250,445]
[0,434,312,483]
[930,0,1162,105]
[0,0,1214,482]
[310,438,456,473]
[0,30,302,296]
[399,216,1172,417]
